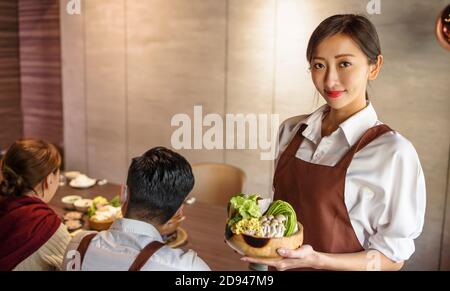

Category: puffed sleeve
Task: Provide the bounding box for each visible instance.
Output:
[38,223,72,270]
[366,133,426,262]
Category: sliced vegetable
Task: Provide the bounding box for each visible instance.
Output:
[265,200,297,236]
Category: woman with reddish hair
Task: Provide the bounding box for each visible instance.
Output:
[0,139,70,271]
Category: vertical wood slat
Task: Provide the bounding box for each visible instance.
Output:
[126,0,227,167]
[225,0,276,196]
[0,0,23,150]
[84,0,127,183]
[18,0,63,148]
[440,149,450,270]
[60,0,88,173]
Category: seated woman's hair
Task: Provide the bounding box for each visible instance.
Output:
[0,139,62,197]
[126,147,194,224]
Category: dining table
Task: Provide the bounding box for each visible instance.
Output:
[50,182,249,271]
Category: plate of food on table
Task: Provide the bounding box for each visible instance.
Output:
[87,196,122,231]
[60,195,122,235]
[60,193,189,247]
[68,174,96,189]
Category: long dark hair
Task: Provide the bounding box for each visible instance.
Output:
[0,139,61,197]
[307,14,381,100]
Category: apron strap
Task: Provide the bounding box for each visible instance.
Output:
[274,124,308,176]
[284,124,308,156]
[76,233,97,269]
[336,124,393,169]
[128,241,165,271]
[77,234,165,271]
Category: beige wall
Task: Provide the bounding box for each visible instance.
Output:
[61,0,450,270]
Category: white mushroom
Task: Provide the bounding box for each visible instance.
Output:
[275,214,286,222]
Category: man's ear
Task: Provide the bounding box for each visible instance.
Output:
[174,205,184,217]
[368,55,383,81]
[159,205,186,235]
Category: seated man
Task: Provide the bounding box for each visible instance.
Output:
[63,147,210,271]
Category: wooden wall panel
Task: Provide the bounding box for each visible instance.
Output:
[60,0,88,173]
[127,0,227,165]
[85,0,127,183]
[0,0,22,150]
[225,0,276,197]
[274,0,321,123]
[18,0,62,148]
[440,150,450,270]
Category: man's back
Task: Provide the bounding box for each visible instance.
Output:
[63,218,210,271]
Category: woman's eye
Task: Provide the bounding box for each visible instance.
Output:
[313,63,325,70]
[340,61,352,68]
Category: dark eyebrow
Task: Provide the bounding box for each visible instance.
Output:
[335,54,355,58]
[312,54,355,61]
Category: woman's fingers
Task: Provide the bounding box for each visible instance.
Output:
[278,245,314,258]
[277,248,304,258]
[241,256,294,271]
[240,246,317,271]
[240,256,281,266]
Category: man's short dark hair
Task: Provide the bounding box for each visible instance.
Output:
[126,147,194,224]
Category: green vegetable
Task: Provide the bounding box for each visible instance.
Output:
[265,200,297,236]
[110,195,121,207]
[227,214,243,228]
[92,196,108,206]
[87,204,96,218]
[227,194,262,227]
[87,195,121,217]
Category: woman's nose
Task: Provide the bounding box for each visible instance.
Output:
[324,67,340,88]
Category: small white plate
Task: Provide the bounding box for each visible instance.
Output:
[69,179,96,189]
[61,195,82,209]
[65,171,81,180]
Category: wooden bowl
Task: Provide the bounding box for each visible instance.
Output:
[88,217,114,231]
[225,222,303,258]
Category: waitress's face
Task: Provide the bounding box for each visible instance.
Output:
[310,33,381,110]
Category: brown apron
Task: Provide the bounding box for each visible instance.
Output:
[272,123,392,270]
[76,233,165,271]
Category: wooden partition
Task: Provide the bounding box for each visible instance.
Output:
[0,0,22,149]
[18,0,63,148]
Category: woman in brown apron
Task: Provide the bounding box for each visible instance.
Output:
[242,15,426,271]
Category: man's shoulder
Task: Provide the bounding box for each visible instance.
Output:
[62,230,98,271]
[147,246,211,271]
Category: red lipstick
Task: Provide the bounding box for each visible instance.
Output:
[325,90,344,98]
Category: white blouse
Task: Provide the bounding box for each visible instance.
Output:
[63,218,210,271]
[275,103,426,262]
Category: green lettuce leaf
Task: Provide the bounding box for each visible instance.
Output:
[227,194,262,227]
